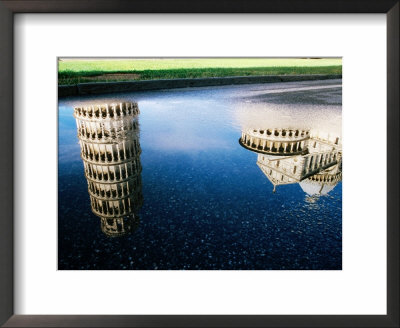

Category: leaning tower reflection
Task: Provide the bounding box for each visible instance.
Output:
[239,128,342,197]
[74,102,143,237]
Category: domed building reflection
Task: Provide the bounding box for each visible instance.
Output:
[74,102,143,237]
[240,128,342,196]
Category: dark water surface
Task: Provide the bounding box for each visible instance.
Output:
[58,80,342,270]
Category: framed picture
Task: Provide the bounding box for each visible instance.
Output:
[0,1,398,327]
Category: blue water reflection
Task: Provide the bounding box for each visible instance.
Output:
[58,81,342,270]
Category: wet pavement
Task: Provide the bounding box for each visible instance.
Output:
[58,79,342,270]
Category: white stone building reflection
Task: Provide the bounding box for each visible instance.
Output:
[74,102,143,237]
[240,128,342,196]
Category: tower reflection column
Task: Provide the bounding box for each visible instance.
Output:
[74,102,143,237]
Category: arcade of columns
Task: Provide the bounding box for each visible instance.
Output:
[240,128,311,155]
[74,102,143,237]
[239,127,342,195]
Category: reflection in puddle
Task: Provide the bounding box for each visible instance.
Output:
[74,102,143,237]
[59,82,343,269]
[239,127,342,197]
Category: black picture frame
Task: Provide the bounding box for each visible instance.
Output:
[0,1,398,327]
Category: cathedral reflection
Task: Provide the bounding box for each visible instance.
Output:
[74,102,143,237]
[239,128,342,197]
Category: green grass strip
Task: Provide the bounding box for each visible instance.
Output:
[58,58,342,85]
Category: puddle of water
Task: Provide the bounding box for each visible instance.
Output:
[58,81,342,270]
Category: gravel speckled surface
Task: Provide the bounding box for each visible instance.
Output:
[58,80,342,270]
